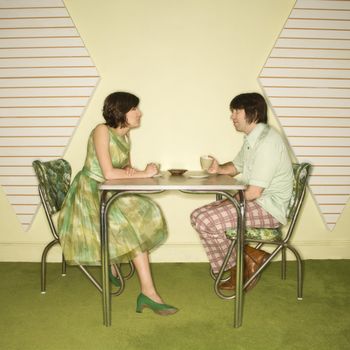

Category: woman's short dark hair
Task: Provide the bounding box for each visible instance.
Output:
[229,92,268,124]
[102,91,140,128]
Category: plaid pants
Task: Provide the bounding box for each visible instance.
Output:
[190,199,280,273]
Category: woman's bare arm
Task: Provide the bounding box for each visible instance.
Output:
[93,124,156,179]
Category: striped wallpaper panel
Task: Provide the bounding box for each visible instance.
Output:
[259,0,350,230]
[0,0,99,231]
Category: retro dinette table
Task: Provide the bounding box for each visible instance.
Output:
[99,171,247,328]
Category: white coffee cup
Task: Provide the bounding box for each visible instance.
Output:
[200,155,213,171]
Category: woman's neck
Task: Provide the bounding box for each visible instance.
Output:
[113,126,129,137]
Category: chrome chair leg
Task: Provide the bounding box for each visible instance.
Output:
[210,266,231,282]
[281,246,287,280]
[112,261,135,280]
[62,255,67,276]
[287,245,303,300]
[41,239,59,294]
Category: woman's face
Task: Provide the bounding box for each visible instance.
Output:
[125,106,142,128]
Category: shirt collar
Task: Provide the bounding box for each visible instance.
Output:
[244,123,267,147]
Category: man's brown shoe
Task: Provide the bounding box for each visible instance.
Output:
[219,267,236,290]
[218,246,270,292]
[244,245,271,291]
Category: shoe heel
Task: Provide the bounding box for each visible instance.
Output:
[136,296,144,313]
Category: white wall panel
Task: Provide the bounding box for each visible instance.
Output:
[293,16,350,29]
[280,29,350,40]
[259,0,350,230]
[0,57,95,67]
[261,77,350,88]
[3,186,37,195]
[0,127,75,136]
[0,117,79,126]
[264,87,350,98]
[0,0,63,7]
[0,8,69,18]
[0,136,68,146]
[0,87,94,97]
[0,77,99,87]
[0,97,89,106]
[288,137,350,147]
[270,48,350,59]
[0,0,99,230]
[290,9,350,20]
[295,1,350,10]
[0,18,73,28]
[0,107,84,116]
[0,157,59,166]
[0,27,79,37]
[1,146,65,156]
[280,118,350,127]
[12,205,37,214]
[273,107,350,117]
[0,47,89,57]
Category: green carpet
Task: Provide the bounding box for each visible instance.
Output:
[0,261,349,350]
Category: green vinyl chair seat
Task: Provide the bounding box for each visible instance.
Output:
[226,227,282,241]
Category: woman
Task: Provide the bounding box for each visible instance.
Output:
[58,91,177,315]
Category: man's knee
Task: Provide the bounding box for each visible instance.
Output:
[191,209,217,235]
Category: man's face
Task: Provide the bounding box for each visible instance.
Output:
[230,108,256,134]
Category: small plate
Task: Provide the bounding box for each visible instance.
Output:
[168,168,187,176]
[152,173,162,178]
[186,171,209,179]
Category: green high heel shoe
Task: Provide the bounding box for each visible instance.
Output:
[136,293,178,316]
[109,266,121,287]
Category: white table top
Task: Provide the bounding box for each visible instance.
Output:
[100,171,246,191]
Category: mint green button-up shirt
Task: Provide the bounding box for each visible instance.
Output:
[233,123,293,225]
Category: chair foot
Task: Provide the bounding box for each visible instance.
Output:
[61,273,66,277]
[41,291,46,295]
[297,297,303,301]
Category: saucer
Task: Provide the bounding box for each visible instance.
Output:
[186,171,209,179]
[153,173,162,178]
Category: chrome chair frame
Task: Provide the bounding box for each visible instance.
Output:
[214,162,311,301]
[33,159,134,296]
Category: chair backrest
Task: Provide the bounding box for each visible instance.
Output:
[285,162,311,240]
[33,159,72,216]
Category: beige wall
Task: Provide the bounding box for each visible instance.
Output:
[1,0,349,262]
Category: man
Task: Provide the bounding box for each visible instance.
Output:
[191,92,293,291]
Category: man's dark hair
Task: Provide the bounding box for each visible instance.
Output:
[230,92,268,124]
[102,91,140,128]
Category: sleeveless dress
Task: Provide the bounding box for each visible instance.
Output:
[57,126,167,265]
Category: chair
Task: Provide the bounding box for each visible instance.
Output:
[32,158,134,295]
[216,162,311,300]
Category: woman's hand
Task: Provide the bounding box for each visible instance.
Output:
[144,163,158,177]
[124,166,136,177]
[207,156,220,174]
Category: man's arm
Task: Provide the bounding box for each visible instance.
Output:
[218,161,239,176]
[208,158,239,176]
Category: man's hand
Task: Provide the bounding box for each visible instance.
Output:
[207,157,220,174]
[243,185,264,201]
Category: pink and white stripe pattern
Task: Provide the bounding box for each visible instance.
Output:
[0,0,99,231]
[259,0,350,230]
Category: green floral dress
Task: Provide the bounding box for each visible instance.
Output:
[57,126,167,265]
